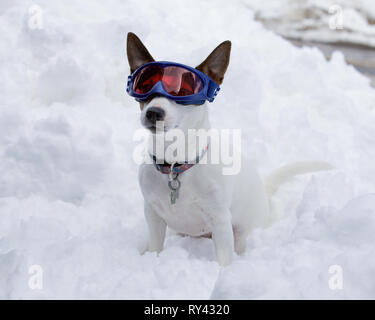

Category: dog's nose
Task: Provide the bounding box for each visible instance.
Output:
[145,107,165,123]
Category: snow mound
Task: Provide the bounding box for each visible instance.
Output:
[248,0,375,48]
[0,0,375,299]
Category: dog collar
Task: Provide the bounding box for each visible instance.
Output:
[150,145,209,175]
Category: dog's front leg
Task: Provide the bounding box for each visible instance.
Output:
[144,203,166,253]
[211,214,234,266]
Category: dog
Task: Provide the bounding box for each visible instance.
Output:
[126,32,331,266]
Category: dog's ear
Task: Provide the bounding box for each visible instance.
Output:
[127,32,155,73]
[196,41,231,85]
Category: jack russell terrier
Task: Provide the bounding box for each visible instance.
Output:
[126,32,331,266]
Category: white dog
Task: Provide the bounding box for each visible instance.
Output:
[126,32,331,266]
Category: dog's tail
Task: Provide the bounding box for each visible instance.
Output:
[264,161,333,196]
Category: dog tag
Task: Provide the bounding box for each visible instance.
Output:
[170,188,179,204]
[168,176,180,205]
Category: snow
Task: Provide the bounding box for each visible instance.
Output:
[1,0,375,299]
[247,0,375,47]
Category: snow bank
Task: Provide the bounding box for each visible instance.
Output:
[0,0,374,299]
[247,0,375,47]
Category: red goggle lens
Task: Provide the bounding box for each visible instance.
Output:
[133,65,203,96]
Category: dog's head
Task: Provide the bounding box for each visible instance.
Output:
[126,32,231,133]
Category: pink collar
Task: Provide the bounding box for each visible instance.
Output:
[150,145,209,175]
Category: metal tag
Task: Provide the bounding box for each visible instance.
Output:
[170,188,179,204]
[168,174,181,205]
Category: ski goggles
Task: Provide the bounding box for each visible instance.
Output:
[126,61,220,105]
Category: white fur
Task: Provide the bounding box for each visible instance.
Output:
[139,97,331,266]
[139,97,271,266]
[264,161,333,196]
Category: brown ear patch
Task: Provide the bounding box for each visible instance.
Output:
[196,40,231,85]
[127,32,155,73]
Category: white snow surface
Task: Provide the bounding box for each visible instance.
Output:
[247,0,375,47]
[1,0,375,299]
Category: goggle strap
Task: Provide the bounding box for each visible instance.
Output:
[207,80,220,102]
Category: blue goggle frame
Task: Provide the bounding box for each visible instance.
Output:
[126,61,220,105]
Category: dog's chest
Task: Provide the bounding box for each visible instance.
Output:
[139,164,219,236]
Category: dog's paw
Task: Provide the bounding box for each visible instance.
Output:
[137,239,149,255]
[216,249,233,266]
